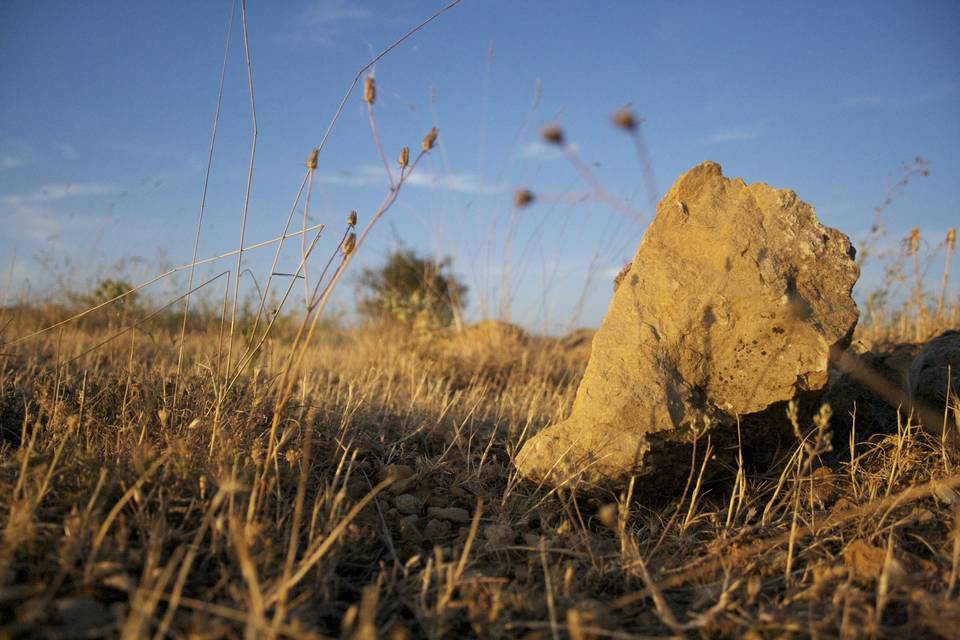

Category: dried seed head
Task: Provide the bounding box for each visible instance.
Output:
[910,228,920,253]
[541,124,565,146]
[306,148,319,170]
[347,210,357,227]
[513,188,534,208]
[363,75,376,104]
[947,228,956,250]
[343,232,357,256]
[422,127,438,151]
[611,107,638,131]
[398,146,410,168]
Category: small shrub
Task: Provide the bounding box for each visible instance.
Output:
[357,249,467,329]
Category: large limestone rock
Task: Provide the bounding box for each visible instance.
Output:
[516,161,860,489]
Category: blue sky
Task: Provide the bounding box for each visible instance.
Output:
[1,0,958,331]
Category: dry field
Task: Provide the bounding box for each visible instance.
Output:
[2,4,959,638]
[0,302,958,639]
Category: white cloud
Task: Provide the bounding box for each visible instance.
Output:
[0,182,117,242]
[404,169,504,195]
[0,141,33,170]
[840,94,886,108]
[518,140,580,161]
[841,82,958,110]
[0,152,28,170]
[58,143,78,160]
[701,118,773,144]
[303,0,372,25]
[292,0,373,45]
[703,128,758,143]
[315,164,504,195]
[0,182,117,207]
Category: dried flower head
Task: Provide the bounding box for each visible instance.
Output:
[541,124,565,146]
[513,188,534,208]
[611,107,638,131]
[422,127,439,151]
[343,232,357,256]
[347,210,357,227]
[947,228,956,250]
[398,146,410,168]
[363,75,376,104]
[910,228,920,253]
[306,148,319,170]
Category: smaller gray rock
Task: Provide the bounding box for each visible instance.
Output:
[399,515,424,545]
[484,523,515,546]
[424,518,452,540]
[906,330,960,409]
[55,597,111,633]
[394,493,424,516]
[427,506,472,524]
[380,464,417,493]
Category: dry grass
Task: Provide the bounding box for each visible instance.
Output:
[3,4,959,638]
[0,306,958,639]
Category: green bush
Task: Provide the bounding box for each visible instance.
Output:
[357,249,466,328]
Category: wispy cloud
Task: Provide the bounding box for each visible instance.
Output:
[57,143,78,160]
[518,140,580,161]
[0,141,33,170]
[291,0,374,45]
[315,164,504,195]
[0,182,117,207]
[701,117,774,144]
[404,170,504,195]
[0,182,117,241]
[0,152,29,170]
[303,0,372,25]
[840,94,886,108]
[704,128,758,143]
[841,82,959,110]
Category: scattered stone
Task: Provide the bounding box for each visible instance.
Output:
[426,494,449,508]
[516,161,860,489]
[449,485,469,498]
[101,572,136,593]
[423,518,452,540]
[380,464,417,493]
[597,503,619,530]
[843,539,906,586]
[399,515,424,545]
[483,523,515,547]
[522,533,541,547]
[427,506,472,524]
[905,330,960,412]
[394,493,424,516]
[910,506,937,525]
[824,346,909,442]
[54,596,112,633]
[931,480,959,506]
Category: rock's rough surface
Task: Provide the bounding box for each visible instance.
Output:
[394,493,424,516]
[905,330,960,409]
[516,161,860,488]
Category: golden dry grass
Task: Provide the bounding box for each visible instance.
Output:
[1,306,958,639]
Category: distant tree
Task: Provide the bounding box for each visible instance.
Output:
[90,279,138,307]
[357,249,467,328]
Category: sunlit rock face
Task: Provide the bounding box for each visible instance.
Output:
[516,161,860,490]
